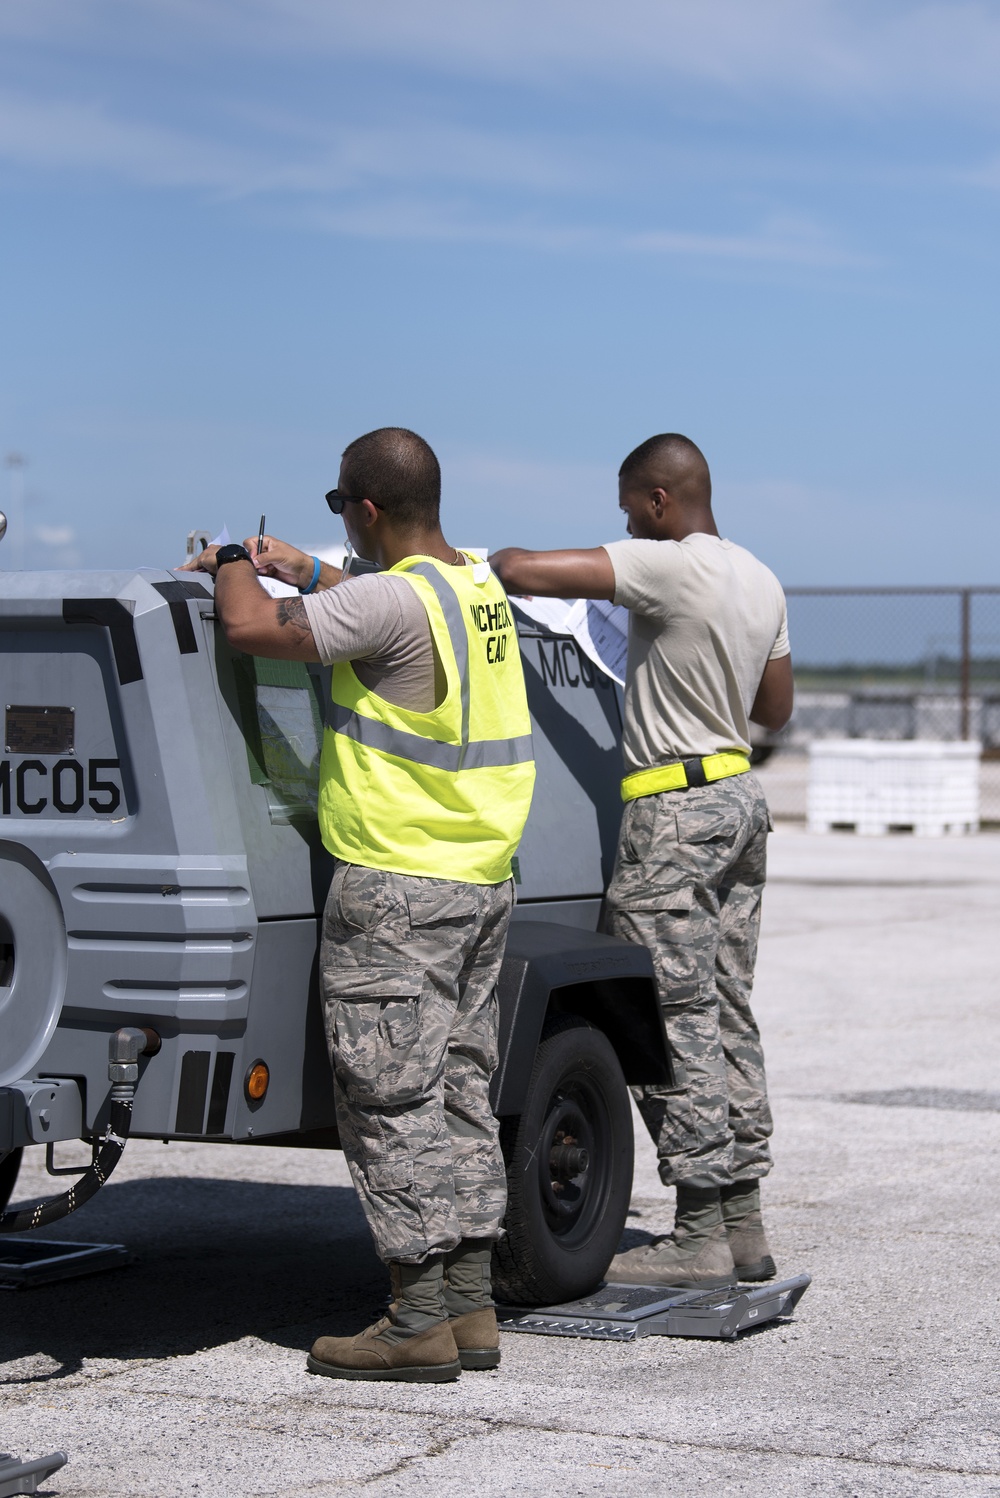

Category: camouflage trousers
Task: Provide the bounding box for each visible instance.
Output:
[320,861,513,1265]
[602,772,773,1190]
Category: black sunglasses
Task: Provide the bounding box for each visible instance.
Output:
[325,488,385,515]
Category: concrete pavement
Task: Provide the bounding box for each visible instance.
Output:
[2,826,999,1496]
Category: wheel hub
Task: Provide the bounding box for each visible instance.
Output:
[536,1079,613,1243]
[549,1143,590,1178]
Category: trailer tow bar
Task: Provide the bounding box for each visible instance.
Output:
[0,1028,157,1234]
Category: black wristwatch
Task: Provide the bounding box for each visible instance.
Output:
[215,543,253,570]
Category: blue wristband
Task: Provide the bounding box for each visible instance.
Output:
[299,555,321,595]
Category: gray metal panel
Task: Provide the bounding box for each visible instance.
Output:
[513,622,623,902]
[0,570,261,1130]
[204,617,335,920]
[231,917,335,1141]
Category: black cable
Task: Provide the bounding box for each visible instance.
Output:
[0,1090,134,1234]
[0,1026,151,1234]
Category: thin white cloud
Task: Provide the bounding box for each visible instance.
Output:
[0,91,592,197]
[625,215,875,269]
[0,92,261,190]
[312,200,869,268]
[231,0,1000,116]
[0,90,868,268]
[308,199,599,250]
[5,0,1000,118]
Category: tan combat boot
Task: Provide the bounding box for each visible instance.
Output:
[444,1238,501,1370]
[307,1257,461,1383]
[721,1179,776,1281]
[607,1184,737,1289]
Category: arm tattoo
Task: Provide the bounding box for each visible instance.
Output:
[276,597,312,636]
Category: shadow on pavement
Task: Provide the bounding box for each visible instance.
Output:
[0,1177,387,1380]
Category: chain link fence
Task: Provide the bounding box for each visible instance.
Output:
[755,587,1000,826]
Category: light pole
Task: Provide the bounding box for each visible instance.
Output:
[4,453,26,571]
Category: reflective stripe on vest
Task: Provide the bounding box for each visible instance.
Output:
[327,702,534,770]
[410,561,471,744]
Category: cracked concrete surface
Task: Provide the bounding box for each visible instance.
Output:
[2,826,999,1496]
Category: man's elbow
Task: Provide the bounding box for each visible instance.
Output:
[751,704,793,733]
[750,687,794,733]
[222,617,261,655]
[750,656,794,733]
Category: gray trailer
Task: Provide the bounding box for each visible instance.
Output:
[0,566,668,1303]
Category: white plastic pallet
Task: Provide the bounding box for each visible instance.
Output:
[807,739,980,837]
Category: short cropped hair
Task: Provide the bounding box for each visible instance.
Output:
[619,433,711,505]
[340,427,441,527]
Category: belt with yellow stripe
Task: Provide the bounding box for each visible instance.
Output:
[620,751,751,803]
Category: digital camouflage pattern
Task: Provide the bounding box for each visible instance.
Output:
[603,772,773,1190]
[320,862,513,1264]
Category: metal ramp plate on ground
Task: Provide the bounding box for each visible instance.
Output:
[497,1273,810,1341]
[0,1239,130,1289]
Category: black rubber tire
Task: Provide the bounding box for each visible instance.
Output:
[493,1015,633,1306]
[0,1149,23,1213]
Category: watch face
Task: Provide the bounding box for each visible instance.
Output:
[217,543,251,565]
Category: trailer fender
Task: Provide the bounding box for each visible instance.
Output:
[491,921,670,1116]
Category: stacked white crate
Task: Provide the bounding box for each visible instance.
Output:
[807,740,980,836]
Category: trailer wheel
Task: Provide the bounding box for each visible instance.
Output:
[493,1015,633,1306]
[0,1149,22,1213]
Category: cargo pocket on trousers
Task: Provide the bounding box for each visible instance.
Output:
[332,996,425,1108]
[324,870,424,1000]
[404,886,480,930]
[673,803,743,848]
[619,796,656,865]
[651,885,704,1010]
[368,1158,415,1192]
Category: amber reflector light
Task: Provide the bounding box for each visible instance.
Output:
[245,1061,269,1101]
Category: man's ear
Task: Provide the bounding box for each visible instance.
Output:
[650,488,668,514]
[361,499,381,528]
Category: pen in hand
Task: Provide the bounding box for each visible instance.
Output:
[256,514,266,563]
[341,542,354,583]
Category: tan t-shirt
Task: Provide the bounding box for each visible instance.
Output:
[302,573,440,712]
[602,533,789,772]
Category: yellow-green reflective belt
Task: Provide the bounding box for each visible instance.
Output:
[620,752,751,803]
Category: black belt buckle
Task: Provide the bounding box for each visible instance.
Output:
[681,756,708,789]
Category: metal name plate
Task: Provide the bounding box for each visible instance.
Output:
[5,705,75,755]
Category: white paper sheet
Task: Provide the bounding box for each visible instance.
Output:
[509,592,628,685]
[564,597,629,686]
[508,595,574,634]
[257,576,299,598]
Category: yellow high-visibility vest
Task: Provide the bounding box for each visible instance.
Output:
[317,553,536,884]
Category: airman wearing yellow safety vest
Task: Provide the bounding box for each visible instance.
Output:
[184,427,534,1385]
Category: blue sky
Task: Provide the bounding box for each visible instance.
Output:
[1,0,998,583]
